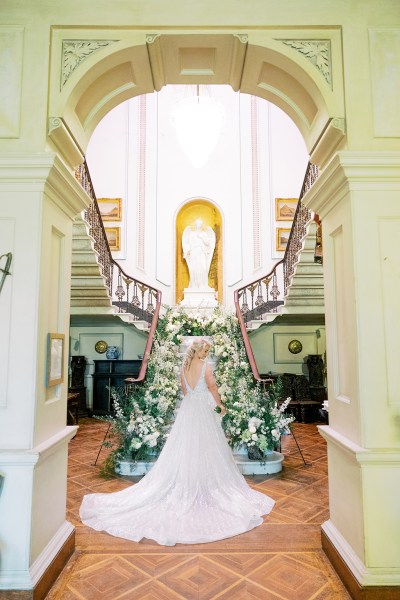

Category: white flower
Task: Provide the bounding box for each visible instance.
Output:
[249,425,257,434]
[251,433,258,441]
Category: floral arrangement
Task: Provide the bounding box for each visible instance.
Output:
[101,305,294,468]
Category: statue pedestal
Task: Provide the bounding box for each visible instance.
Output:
[180,288,218,311]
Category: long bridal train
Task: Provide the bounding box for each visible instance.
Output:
[80,340,275,546]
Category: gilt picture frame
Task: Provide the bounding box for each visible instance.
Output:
[276,227,291,252]
[105,227,120,251]
[275,197,297,221]
[97,197,122,221]
[46,333,65,386]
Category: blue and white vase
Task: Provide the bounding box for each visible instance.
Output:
[106,345,119,360]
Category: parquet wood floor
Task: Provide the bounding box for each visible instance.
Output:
[46,419,350,599]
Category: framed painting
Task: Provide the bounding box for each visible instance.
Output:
[97,197,122,221]
[276,227,291,252]
[275,197,297,221]
[105,227,121,251]
[46,333,65,386]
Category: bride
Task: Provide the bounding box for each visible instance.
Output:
[80,340,275,546]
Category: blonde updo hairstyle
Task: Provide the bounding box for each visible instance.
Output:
[183,339,211,371]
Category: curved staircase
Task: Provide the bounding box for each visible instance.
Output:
[70,216,114,314]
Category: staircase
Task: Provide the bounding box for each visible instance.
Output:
[70,161,162,386]
[70,216,114,314]
[281,220,324,315]
[234,162,323,384]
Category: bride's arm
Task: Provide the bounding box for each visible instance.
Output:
[205,364,226,415]
[180,369,187,395]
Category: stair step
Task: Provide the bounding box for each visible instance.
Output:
[292,264,324,275]
[71,250,100,264]
[72,238,97,251]
[70,304,115,312]
[72,222,89,236]
[72,264,104,278]
[288,280,324,289]
[71,286,110,297]
[71,295,115,313]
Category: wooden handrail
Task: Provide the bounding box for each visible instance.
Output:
[124,289,162,385]
[234,289,273,389]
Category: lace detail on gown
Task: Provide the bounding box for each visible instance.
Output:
[80,360,275,546]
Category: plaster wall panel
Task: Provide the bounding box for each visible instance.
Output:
[320,189,360,446]
[351,185,400,449]
[31,443,68,564]
[35,194,73,448]
[0,191,41,449]
[0,27,24,138]
[378,218,400,408]
[250,323,326,375]
[321,431,365,565]
[363,462,400,568]
[0,219,15,408]
[369,28,400,138]
[0,456,36,576]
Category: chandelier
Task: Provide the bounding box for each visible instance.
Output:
[171,85,226,169]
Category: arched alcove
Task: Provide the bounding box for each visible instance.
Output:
[176,200,223,304]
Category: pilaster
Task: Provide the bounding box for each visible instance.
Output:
[0,153,89,593]
[303,151,400,587]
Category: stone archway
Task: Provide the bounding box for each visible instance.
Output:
[47,26,380,595]
[48,31,346,172]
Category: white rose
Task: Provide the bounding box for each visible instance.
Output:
[249,425,256,434]
[251,433,258,441]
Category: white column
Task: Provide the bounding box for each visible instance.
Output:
[0,155,89,590]
[305,151,400,587]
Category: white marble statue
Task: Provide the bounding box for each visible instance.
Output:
[182,218,216,289]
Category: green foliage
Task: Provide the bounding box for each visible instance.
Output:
[101,304,294,465]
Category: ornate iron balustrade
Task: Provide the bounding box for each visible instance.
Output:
[75,161,161,328]
[235,162,318,324]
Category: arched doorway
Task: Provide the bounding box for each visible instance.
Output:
[48,27,386,598]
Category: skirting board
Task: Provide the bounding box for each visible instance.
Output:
[322,529,400,600]
[0,526,75,600]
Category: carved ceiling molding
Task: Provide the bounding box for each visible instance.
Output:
[278,39,332,87]
[61,39,119,88]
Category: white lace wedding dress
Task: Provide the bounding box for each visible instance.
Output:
[80,361,275,545]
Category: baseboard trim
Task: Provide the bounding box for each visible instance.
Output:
[322,529,400,600]
[33,527,75,600]
[0,528,75,600]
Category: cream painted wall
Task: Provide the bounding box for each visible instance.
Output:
[86,87,308,307]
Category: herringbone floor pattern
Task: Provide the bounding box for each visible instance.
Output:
[46,419,350,599]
